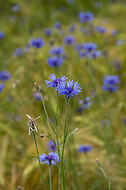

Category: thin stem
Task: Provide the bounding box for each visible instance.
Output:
[32,131,47,190]
[38,90,56,135]
[56,91,61,190]
[96,160,112,190]
[49,165,52,190]
[58,166,61,190]
[61,98,69,190]
[56,92,59,147]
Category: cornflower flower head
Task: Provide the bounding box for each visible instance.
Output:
[78,96,93,110]
[78,11,94,23]
[0,83,5,93]
[54,22,61,29]
[83,42,97,52]
[47,56,63,67]
[102,75,120,92]
[67,0,75,4]
[0,71,11,81]
[75,44,83,52]
[78,145,92,153]
[94,2,102,9]
[33,92,42,101]
[88,50,101,59]
[44,28,52,36]
[123,119,126,125]
[11,3,20,12]
[13,48,23,57]
[56,79,82,99]
[39,152,59,165]
[45,74,66,89]
[116,39,124,46]
[24,45,30,52]
[64,35,76,45]
[0,31,4,40]
[47,140,57,152]
[79,51,87,58]
[30,38,44,48]
[26,114,40,135]
[68,24,76,33]
[96,26,107,34]
[49,46,64,56]
[111,29,117,36]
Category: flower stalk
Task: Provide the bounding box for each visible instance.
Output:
[32,131,47,190]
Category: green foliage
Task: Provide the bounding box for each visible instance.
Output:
[0,1,126,190]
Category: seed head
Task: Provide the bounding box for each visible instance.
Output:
[26,114,40,135]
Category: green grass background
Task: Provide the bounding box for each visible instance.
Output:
[0,0,126,189]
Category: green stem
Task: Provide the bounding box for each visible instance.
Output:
[56,92,61,190]
[32,131,47,190]
[38,90,56,135]
[96,160,112,190]
[58,166,61,190]
[61,98,69,190]
[49,165,52,190]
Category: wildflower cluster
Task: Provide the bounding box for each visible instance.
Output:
[75,42,101,59]
[0,71,11,93]
[102,75,120,92]
[45,74,82,99]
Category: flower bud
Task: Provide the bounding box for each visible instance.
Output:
[34,82,39,91]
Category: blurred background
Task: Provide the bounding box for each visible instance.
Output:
[0,0,126,189]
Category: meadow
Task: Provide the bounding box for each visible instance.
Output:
[0,0,126,190]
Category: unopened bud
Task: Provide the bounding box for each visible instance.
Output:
[66,77,69,81]
[18,186,22,190]
[34,82,39,91]
[40,134,45,138]
[96,158,101,167]
[96,158,99,162]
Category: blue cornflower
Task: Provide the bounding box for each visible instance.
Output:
[49,46,64,56]
[56,79,82,99]
[75,44,83,52]
[79,96,93,110]
[0,71,11,81]
[78,145,92,153]
[0,32,4,40]
[45,74,66,89]
[94,2,102,9]
[78,11,94,23]
[47,56,63,67]
[79,51,87,58]
[39,152,59,165]
[102,75,120,92]
[30,38,44,48]
[47,140,56,152]
[123,119,126,125]
[66,0,75,4]
[54,22,61,29]
[24,45,30,52]
[64,35,76,45]
[44,28,52,36]
[13,48,23,57]
[11,3,19,12]
[83,42,97,52]
[33,92,42,101]
[96,26,107,34]
[89,50,101,59]
[111,29,117,36]
[116,39,124,46]
[0,83,5,93]
[68,24,76,33]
